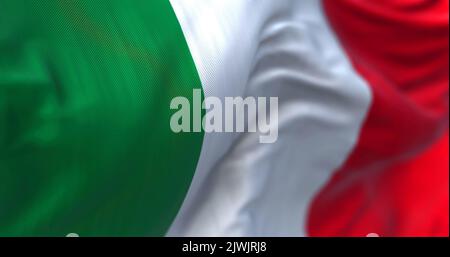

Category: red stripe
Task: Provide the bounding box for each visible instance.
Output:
[308,0,449,236]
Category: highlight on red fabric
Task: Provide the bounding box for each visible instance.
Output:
[308,0,449,236]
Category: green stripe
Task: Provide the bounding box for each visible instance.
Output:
[0,0,203,236]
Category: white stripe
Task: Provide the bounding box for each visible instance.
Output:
[168,0,372,236]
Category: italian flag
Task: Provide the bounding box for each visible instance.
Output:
[0,0,448,236]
